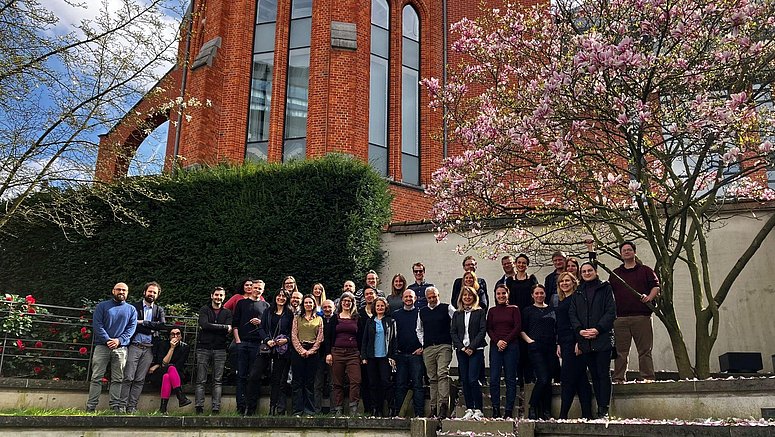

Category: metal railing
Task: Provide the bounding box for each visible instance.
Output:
[0,299,198,381]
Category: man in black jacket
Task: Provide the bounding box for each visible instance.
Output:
[195,287,233,414]
[232,290,269,414]
[119,281,166,413]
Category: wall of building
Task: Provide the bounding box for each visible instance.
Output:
[380,212,775,373]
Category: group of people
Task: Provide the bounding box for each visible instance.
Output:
[84,240,660,421]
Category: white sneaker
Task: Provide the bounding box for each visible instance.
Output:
[472,409,484,420]
[461,409,474,420]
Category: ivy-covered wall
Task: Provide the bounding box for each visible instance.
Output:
[0,155,392,307]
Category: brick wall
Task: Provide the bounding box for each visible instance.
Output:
[98,0,517,223]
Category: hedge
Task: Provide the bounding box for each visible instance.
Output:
[0,154,393,308]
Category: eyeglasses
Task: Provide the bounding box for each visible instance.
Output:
[413,270,424,274]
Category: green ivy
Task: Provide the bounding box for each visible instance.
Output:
[0,154,393,309]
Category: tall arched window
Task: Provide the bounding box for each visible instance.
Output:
[369,0,389,176]
[401,5,420,185]
[246,0,279,161]
[283,0,313,161]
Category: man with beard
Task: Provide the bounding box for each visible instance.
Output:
[195,287,233,414]
[86,282,137,412]
[120,281,167,413]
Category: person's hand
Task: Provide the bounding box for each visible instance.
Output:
[574,343,582,356]
[267,339,276,347]
[465,348,474,356]
[227,326,233,333]
[556,344,561,359]
[326,354,333,366]
[641,294,653,303]
[250,317,260,325]
[388,358,395,368]
[170,338,179,347]
[362,359,368,365]
[413,348,423,356]
[107,339,119,349]
[148,365,159,373]
[497,340,507,351]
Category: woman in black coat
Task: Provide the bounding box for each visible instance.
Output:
[148,327,191,413]
[245,290,294,415]
[450,286,487,420]
[569,262,616,418]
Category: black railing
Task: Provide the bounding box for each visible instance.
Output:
[0,297,198,381]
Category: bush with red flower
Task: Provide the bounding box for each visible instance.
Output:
[1,293,90,380]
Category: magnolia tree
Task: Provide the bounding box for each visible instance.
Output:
[0,0,195,236]
[425,0,775,378]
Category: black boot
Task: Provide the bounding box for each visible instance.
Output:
[173,387,192,408]
[159,399,169,414]
[492,406,501,419]
[528,407,537,420]
[597,406,609,418]
[541,409,552,420]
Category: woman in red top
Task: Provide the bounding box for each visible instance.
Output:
[486,283,521,418]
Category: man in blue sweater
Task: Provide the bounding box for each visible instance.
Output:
[86,282,137,412]
[392,289,425,417]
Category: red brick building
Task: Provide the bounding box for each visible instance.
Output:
[96,0,515,223]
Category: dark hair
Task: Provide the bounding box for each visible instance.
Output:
[143,281,161,296]
[301,294,318,316]
[551,251,567,259]
[412,262,425,271]
[462,255,476,267]
[236,277,254,295]
[494,283,510,295]
[531,283,546,293]
[619,241,636,252]
[516,253,530,265]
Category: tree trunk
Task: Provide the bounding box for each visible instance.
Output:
[694,309,714,379]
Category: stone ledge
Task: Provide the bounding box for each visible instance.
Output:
[519,421,775,437]
[0,415,411,430]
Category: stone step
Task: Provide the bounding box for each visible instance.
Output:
[440,418,516,435]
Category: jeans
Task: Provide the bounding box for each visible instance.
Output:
[86,345,127,409]
[394,352,425,416]
[489,342,518,413]
[291,349,319,415]
[119,343,154,410]
[456,349,483,410]
[195,348,227,411]
[559,342,592,419]
[236,341,261,410]
[423,344,452,412]
[584,350,612,410]
[528,342,555,414]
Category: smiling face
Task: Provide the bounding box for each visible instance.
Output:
[302,296,316,314]
[501,257,515,275]
[565,259,579,277]
[211,288,225,307]
[364,287,376,303]
[283,277,296,292]
[112,283,129,302]
[559,275,575,294]
[365,273,379,288]
[461,288,476,307]
[275,291,288,307]
[343,281,356,293]
[392,275,404,291]
[402,289,416,308]
[243,281,254,295]
[291,291,303,308]
[375,299,387,316]
[495,285,509,305]
[253,281,264,296]
[581,264,597,282]
[532,286,546,305]
[426,288,439,306]
[312,284,323,297]
[463,272,475,287]
[143,285,159,304]
[515,256,529,273]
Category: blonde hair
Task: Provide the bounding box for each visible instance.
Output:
[456,286,481,311]
[463,271,480,292]
[557,271,579,301]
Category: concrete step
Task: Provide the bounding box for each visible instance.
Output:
[440,418,516,436]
